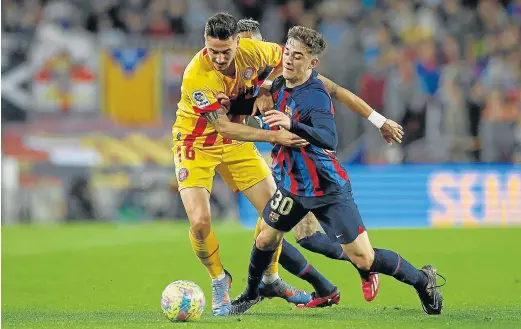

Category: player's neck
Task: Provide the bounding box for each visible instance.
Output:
[285,70,312,88]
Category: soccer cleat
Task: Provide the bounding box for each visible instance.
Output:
[259,278,312,305]
[416,265,445,315]
[230,290,263,315]
[296,287,340,308]
[211,269,233,316]
[361,273,380,302]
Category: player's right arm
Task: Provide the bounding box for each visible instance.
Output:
[317,74,403,144]
[184,76,307,147]
[202,106,308,147]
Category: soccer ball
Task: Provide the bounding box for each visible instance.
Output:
[160,280,206,322]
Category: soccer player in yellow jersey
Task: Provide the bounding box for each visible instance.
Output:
[173,12,312,316]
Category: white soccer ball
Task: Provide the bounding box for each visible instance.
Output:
[160,280,206,322]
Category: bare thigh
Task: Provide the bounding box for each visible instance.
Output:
[293,212,321,241]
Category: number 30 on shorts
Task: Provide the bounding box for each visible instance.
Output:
[270,190,294,215]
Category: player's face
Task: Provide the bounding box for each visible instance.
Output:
[283,38,318,83]
[205,35,240,71]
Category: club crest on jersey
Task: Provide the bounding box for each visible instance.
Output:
[242,67,255,80]
[192,91,210,108]
[284,105,293,117]
[269,211,280,222]
[178,168,189,182]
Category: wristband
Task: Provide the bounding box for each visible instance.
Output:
[368,110,387,129]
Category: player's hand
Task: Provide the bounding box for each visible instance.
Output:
[215,92,230,112]
[274,129,309,148]
[379,119,403,145]
[252,89,274,116]
[263,110,291,130]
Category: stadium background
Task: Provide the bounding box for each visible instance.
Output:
[2,0,520,228]
[2,1,521,328]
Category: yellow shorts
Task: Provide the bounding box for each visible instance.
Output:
[173,141,271,193]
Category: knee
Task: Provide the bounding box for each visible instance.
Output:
[189,212,212,238]
[256,228,282,251]
[350,249,375,271]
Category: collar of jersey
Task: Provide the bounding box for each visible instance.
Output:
[282,70,318,92]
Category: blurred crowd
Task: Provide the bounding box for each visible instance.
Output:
[2,0,521,163]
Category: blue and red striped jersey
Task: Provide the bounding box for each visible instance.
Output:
[267,70,349,197]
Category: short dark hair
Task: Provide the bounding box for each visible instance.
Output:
[237,18,261,34]
[205,12,239,40]
[287,26,327,56]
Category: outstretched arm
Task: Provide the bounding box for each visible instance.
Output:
[204,108,275,142]
[318,74,373,118]
[318,74,404,144]
[203,106,308,148]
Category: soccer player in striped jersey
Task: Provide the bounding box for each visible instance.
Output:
[231,26,444,315]
[235,18,403,304]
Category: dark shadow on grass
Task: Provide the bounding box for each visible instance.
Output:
[237,312,331,319]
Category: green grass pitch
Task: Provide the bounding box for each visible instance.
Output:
[2,222,521,329]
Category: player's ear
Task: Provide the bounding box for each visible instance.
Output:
[236,34,240,47]
[309,58,319,69]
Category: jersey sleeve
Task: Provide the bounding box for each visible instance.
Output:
[290,90,338,150]
[253,39,283,69]
[183,75,224,114]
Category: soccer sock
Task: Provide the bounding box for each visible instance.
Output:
[254,217,262,239]
[253,216,281,282]
[247,244,276,297]
[298,232,370,280]
[189,228,224,280]
[298,232,348,260]
[279,239,335,297]
[264,242,282,280]
[370,248,428,290]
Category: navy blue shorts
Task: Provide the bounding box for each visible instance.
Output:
[262,181,366,244]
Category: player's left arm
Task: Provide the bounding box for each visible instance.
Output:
[261,65,283,88]
[254,40,284,75]
[251,40,285,116]
[264,91,337,150]
[317,74,404,144]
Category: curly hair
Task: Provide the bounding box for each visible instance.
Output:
[287,26,327,56]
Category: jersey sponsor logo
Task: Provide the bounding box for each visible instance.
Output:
[192,91,211,108]
[242,67,255,80]
[178,168,189,182]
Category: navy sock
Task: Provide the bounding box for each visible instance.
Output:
[298,232,370,280]
[246,244,276,297]
[280,239,335,297]
[298,232,347,260]
[370,248,428,290]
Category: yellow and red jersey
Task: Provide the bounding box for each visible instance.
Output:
[173,38,283,147]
